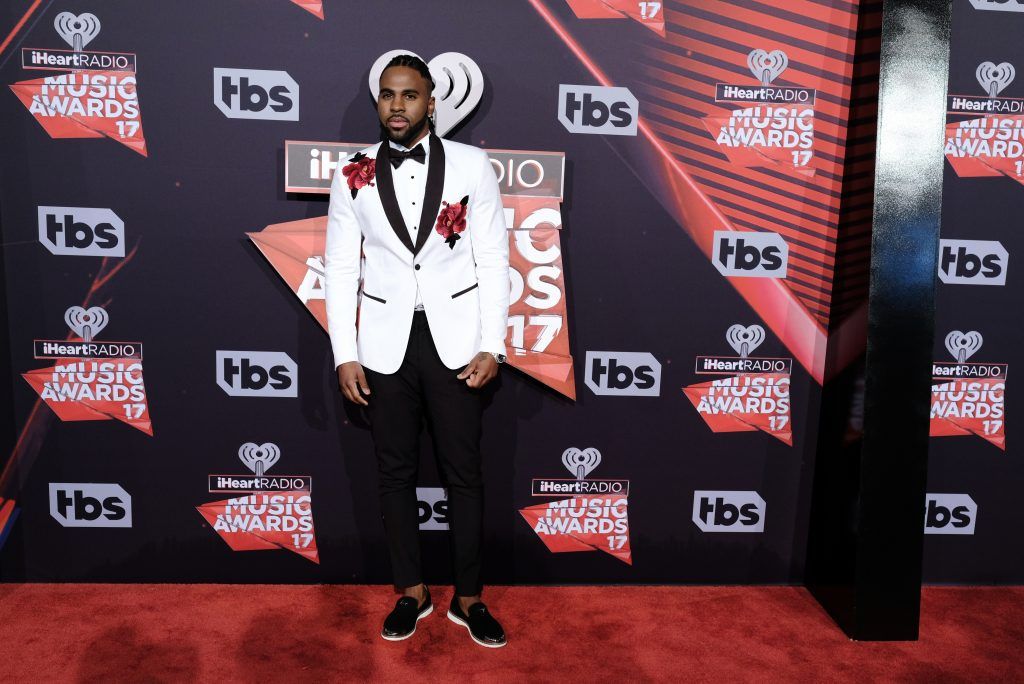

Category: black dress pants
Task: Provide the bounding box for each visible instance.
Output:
[363,311,484,596]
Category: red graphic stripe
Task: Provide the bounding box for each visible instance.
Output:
[0,498,15,536]
[0,0,42,57]
[673,2,859,64]
[639,1,867,328]
[530,0,830,380]
[644,112,842,226]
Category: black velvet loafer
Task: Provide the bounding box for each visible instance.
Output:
[447,596,507,648]
[381,588,432,641]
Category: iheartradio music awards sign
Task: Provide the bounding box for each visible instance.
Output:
[22,306,152,435]
[0,0,1019,586]
[10,12,146,155]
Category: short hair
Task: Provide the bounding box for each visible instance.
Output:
[382,54,434,92]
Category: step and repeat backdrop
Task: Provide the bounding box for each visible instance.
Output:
[926,0,1024,582]
[0,0,1011,584]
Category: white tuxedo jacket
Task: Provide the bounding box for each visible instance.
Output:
[324,134,510,374]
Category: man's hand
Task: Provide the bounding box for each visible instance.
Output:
[337,361,371,406]
[457,353,499,389]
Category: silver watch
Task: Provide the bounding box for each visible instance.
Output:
[490,352,506,364]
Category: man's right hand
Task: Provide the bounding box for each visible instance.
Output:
[337,361,371,406]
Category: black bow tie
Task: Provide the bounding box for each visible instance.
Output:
[389,144,426,169]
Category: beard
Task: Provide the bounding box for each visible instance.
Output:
[380,112,430,147]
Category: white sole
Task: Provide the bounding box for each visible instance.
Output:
[446,610,507,648]
[381,603,433,641]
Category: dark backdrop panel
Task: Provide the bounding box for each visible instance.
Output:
[923,0,1024,583]
[1,0,994,585]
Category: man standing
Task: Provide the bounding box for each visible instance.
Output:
[324,54,509,648]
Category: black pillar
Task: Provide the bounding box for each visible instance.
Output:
[805,0,952,640]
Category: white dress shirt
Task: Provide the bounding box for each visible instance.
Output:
[388,137,429,310]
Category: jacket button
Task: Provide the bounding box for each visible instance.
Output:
[415,264,421,270]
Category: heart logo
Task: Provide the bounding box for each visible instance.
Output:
[747,49,788,87]
[369,49,484,137]
[726,324,766,358]
[54,12,101,52]
[238,442,281,476]
[561,447,601,481]
[64,306,109,342]
[976,61,1015,97]
[945,330,984,363]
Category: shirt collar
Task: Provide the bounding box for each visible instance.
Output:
[388,133,431,159]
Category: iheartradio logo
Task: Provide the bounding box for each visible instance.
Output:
[65,306,108,342]
[368,50,483,137]
[53,12,100,52]
[561,447,601,481]
[976,61,1015,97]
[944,330,983,363]
[238,442,281,476]
[725,324,765,358]
[747,49,788,86]
[530,446,629,497]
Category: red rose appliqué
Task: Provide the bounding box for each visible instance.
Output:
[341,152,376,199]
[435,195,469,249]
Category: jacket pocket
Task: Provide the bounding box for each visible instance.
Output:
[451,282,479,299]
[362,291,387,304]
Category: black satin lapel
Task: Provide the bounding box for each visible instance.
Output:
[375,141,416,254]
[413,134,446,255]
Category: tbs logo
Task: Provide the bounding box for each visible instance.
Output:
[558,85,638,136]
[938,239,1007,286]
[969,0,1024,12]
[38,206,124,257]
[692,491,765,533]
[216,351,297,397]
[49,483,131,528]
[924,493,977,535]
[712,231,788,278]
[585,351,661,397]
[417,487,449,531]
[214,68,299,121]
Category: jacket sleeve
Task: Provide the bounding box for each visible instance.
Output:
[469,149,510,357]
[324,160,362,369]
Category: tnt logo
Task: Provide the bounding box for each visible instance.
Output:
[584,351,661,397]
[558,85,638,136]
[49,483,131,528]
[38,206,124,257]
[969,0,1024,12]
[712,231,788,278]
[692,491,765,532]
[213,68,299,121]
[938,239,1007,286]
[216,351,297,397]
[924,493,977,535]
[417,487,449,531]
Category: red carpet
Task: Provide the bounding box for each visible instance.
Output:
[0,584,1021,682]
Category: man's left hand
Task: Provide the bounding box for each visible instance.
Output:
[457,352,499,388]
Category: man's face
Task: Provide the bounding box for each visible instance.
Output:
[377,65,434,146]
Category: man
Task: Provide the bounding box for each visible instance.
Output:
[324,54,509,648]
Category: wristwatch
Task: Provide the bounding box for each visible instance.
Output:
[490,352,506,364]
